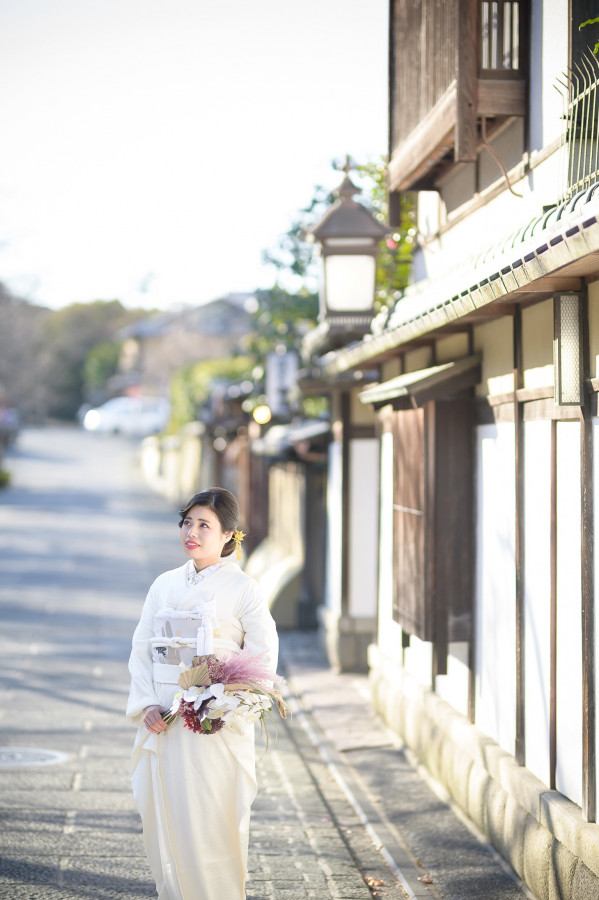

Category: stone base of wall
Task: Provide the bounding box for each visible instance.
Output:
[319,609,376,672]
[368,644,599,900]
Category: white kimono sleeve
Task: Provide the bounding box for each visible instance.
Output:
[126,579,163,724]
[236,578,279,676]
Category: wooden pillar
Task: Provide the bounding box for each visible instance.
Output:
[456,0,479,162]
[581,286,596,822]
[550,419,557,790]
[340,390,351,617]
[514,309,526,766]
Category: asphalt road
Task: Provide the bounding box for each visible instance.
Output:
[0,427,533,900]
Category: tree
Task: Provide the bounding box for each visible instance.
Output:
[36,300,148,420]
[169,356,255,432]
[355,159,415,308]
[0,284,49,421]
[165,161,415,429]
[242,284,318,362]
[83,341,122,398]
[580,16,599,55]
[260,157,414,318]
[261,184,333,281]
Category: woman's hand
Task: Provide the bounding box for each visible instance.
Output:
[143,705,169,733]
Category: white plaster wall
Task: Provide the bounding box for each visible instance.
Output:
[414,191,441,251]
[555,421,582,807]
[528,0,570,153]
[475,422,517,754]
[325,440,343,616]
[422,152,560,282]
[436,643,469,718]
[348,439,379,618]
[404,633,433,685]
[474,316,514,398]
[523,419,552,786]
[377,431,402,655]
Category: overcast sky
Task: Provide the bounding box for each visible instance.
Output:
[0,0,388,310]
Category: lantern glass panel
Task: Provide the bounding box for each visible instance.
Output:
[324,254,376,312]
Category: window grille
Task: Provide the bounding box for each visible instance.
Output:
[480,1,521,73]
[556,53,599,202]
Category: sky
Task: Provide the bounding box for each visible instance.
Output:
[0,0,388,311]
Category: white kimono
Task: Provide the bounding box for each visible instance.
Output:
[127,559,278,900]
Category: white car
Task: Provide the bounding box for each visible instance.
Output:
[82,396,170,438]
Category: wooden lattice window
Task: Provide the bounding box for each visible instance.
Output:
[480,1,522,74]
[391,398,474,673]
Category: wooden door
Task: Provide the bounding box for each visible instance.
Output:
[392,407,429,638]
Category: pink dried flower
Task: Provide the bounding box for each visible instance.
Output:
[215,649,278,686]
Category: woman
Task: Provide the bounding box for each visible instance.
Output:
[127,487,278,900]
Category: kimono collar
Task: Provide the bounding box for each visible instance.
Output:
[185,559,222,588]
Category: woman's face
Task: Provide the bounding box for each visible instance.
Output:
[180,504,232,571]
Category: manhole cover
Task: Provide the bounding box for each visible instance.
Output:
[0,748,69,767]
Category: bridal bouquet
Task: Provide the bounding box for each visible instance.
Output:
[161,649,287,736]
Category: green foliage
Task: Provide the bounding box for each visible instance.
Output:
[355,160,415,308]
[245,159,414,418]
[301,395,329,419]
[262,158,415,315]
[83,341,121,392]
[0,284,49,421]
[261,186,333,280]
[579,16,599,55]
[0,468,10,489]
[169,356,255,431]
[243,284,318,361]
[37,300,148,420]
[166,160,415,430]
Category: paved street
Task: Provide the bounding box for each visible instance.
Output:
[0,427,533,900]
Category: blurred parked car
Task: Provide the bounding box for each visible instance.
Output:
[82,396,170,438]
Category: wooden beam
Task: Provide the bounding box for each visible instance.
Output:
[455,0,478,162]
[340,391,351,618]
[550,419,557,790]
[514,277,583,293]
[581,287,596,822]
[388,83,457,191]
[466,303,518,317]
[514,308,526,766]
[477,79,527,117]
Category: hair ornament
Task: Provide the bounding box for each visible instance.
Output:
[233,529,246,560]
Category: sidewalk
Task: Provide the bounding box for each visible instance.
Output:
[276,630,533,900]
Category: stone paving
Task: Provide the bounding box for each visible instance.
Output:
[0,428,534,900]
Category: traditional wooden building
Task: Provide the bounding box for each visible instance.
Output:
[301,2,599,897]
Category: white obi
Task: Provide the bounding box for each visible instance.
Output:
[151,607,244,685]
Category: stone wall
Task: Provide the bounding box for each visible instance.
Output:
[368,644,599,900]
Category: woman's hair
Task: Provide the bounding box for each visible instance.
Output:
[178,487,240,558]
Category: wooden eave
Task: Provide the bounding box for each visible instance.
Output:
[320,189,599,377]
[388,78,526,192]
[296,367,379,396]
[359,355,481,410]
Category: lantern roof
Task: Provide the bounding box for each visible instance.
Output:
[308,171,388,243]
